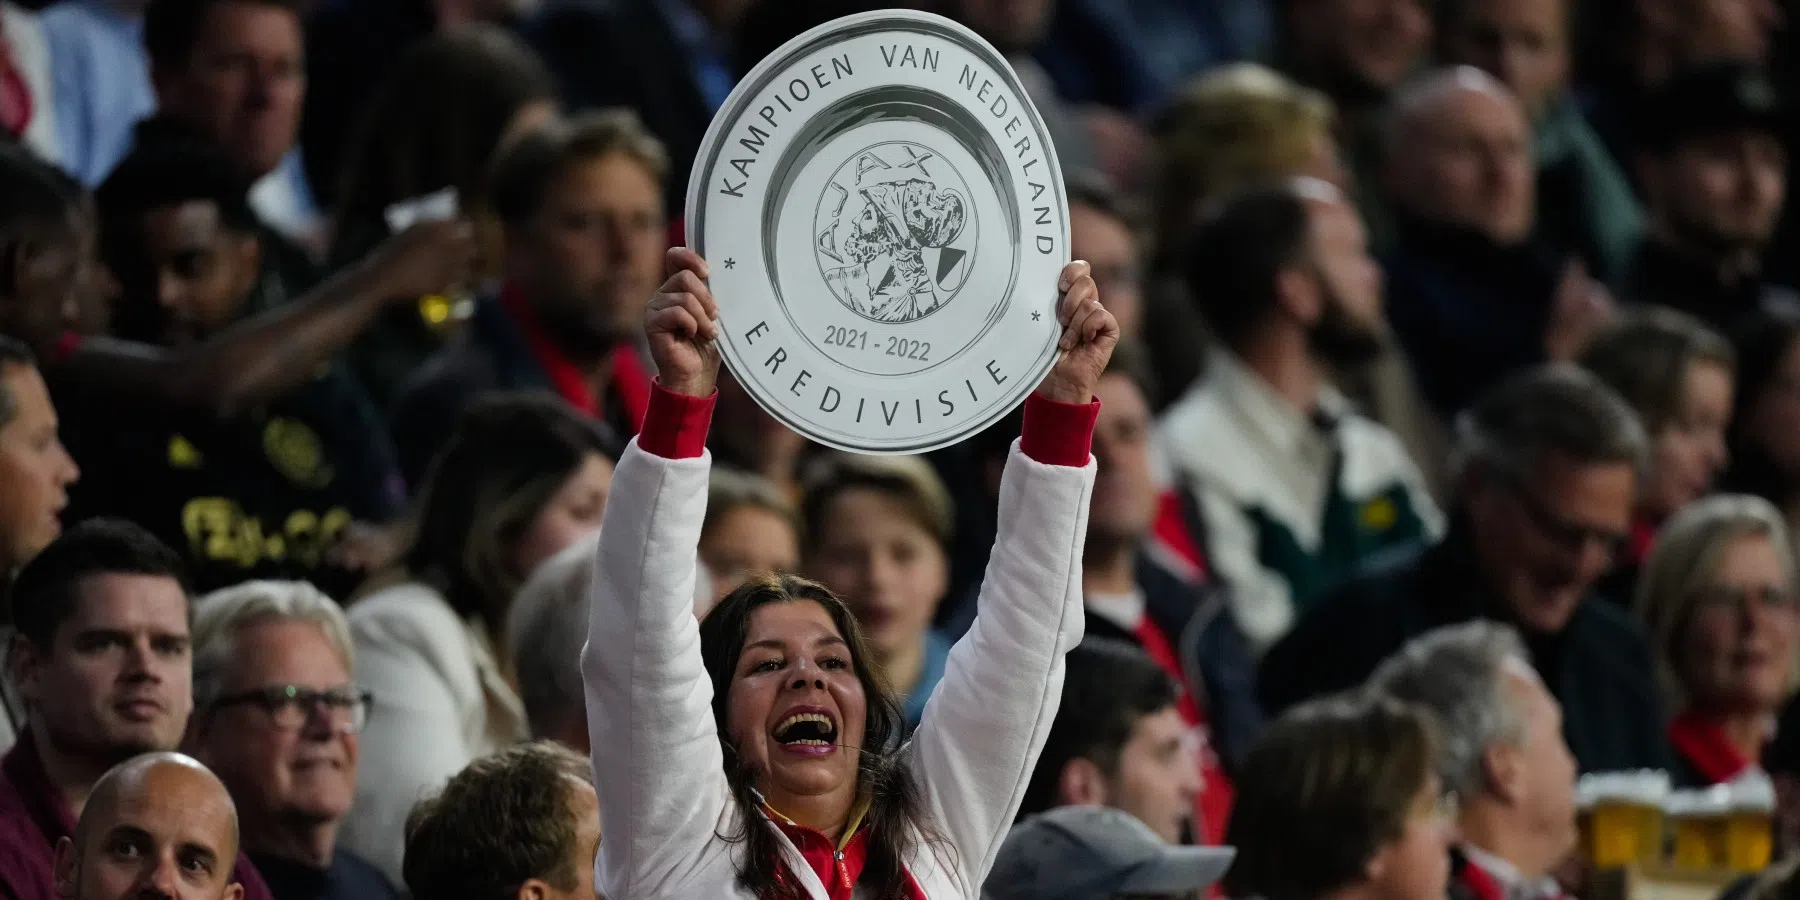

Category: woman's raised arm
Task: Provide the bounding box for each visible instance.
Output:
[909,262,1117,892]
[581,249,731,897]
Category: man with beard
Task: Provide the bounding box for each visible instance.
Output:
[389,109,665,487]
[1622,61,1792,332]
[1261,366,1670,773]
[0,520,275,900]
[1158,177,1443,656]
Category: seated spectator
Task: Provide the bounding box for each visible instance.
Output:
[701,468,799,606]
[80,140,404,596]
[0,335,76,751]
[1274,0,1432,247]
[1222,694,1453,900]
[985,805,1237,900]
[339,393,613,885]
[1723,309,1800,535]
[1623,61,1792,333]
[1380,67,1615,420]
[331,25,557,411]
[139,0,320,294]
[0,139,475,425]
[709,368,811,498]
[1161,177,1442,654]
[0,1,59,163]
[401,742,599,900]
[1144,63,1345,406]
[1035,0,1274,115]
[0,519,273,900]
[1262,365,1671,773]
[1367,622,1580,900]
[1580,308,1736,601]
[1638,495,1799,786]
[1435,0,1644,283]
[389,110,663,486]
[1016,638,1206,845]
[1069,172,1145,340]
[54,753,246,900]
[185,581,398,900]
[800,452,954,728]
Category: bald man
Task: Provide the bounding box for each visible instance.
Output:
[52,753,244,900]
[1377,66,1611,418]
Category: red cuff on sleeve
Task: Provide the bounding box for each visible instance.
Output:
[52,331,84,364]
[1019,393,1099,467]
[638,381,716,459]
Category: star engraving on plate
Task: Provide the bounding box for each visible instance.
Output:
[723,258,737,269]
[1031,310,1041,322]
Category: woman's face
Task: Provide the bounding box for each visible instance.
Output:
[1747,338,1800,480]
[1647,361,1734,518]
[1680,531,1799,713]
[1366,774,1454,900]
[724,600,868,810]
[512,453,614,578]
[701,505,800,604]
[805,488,949,662]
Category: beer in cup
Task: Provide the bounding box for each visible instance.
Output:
[1726,772,1776,871]
[1578,771,1671,868]
[1667,787,1730,869]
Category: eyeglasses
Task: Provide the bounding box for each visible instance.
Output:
[209,684,372,733]
[1504,480,1627,559]
[1694,585,1800,616]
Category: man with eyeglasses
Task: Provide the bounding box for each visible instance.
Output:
[1262,365,1674,773]
[0,519,274,900]
[184,581,396,900]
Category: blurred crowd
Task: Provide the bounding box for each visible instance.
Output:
[0,0,1796,898]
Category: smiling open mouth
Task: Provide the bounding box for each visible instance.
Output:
[774,712,838,747]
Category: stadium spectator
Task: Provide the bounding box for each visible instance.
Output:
[185,581,398,900]
[1637,495,1799,786]
[388,110,663,486]
[1368,622,1580,900]
[400,742,600,900]
[1723,309,1800,536]
[985,805,1237,900]
[84,139,404,596]
[53,753,247,900]
[339,393,613,886]
[801,451,955,729]
[1580,307,1735,601]
[701,468,799,605]
[1162,177,1441,654]
[1223,694,1453,900]
[1068,172,1145,340]
[1261,365,1670,773]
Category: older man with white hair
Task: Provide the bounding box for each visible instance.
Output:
[184,581,400,900]
[1367,621,1581,900]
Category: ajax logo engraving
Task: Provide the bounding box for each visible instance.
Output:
[813,140,976,324]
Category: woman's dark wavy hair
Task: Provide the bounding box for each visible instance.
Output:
[698,573,944,899]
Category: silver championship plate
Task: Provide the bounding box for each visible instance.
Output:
[686,9,1070,455]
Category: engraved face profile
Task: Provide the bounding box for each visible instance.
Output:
[813,140,977,324]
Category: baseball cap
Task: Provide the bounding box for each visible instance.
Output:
[1637,60,1788,152]
[984,806,1237,900]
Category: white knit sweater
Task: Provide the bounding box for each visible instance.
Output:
[581,437,1094,899]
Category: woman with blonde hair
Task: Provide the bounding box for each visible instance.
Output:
[1638,494,1800,786]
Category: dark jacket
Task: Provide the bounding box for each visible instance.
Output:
[1619,237,1800,334]
[1259,523,1671,774]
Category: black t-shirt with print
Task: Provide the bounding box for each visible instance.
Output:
[54,365,405,598]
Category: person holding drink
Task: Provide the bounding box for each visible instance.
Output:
[580,246,1115,898]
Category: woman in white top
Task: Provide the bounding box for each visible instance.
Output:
[341,392,616,884]
[583,247,1116,899]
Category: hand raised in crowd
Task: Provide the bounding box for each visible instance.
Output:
[364,219,478,302]
[1035,260,1117,404]
[647,247,722,398]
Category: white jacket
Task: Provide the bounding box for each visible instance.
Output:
[582,438,1094,899]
